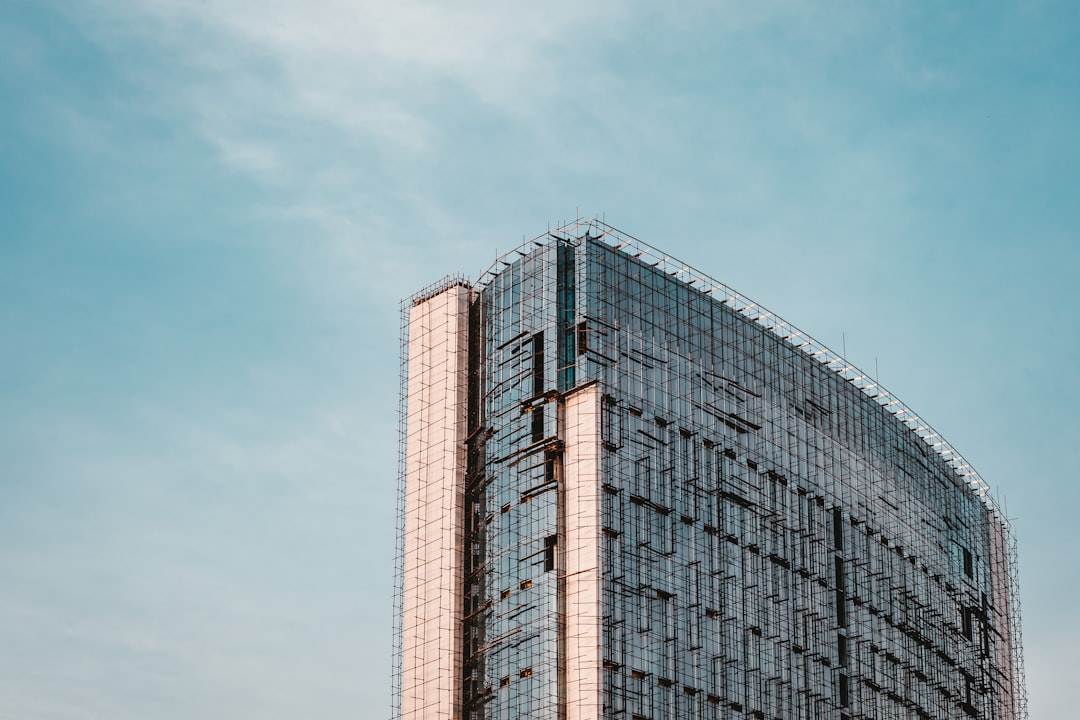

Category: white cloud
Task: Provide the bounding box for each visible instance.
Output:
[88,0,624,156]
[59,1,637,298]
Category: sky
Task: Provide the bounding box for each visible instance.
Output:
[0,1,1077,718]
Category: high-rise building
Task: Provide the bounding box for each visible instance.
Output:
[393,219,1026,720]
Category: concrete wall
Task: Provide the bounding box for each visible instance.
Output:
[402,285,470,720]
[563,386,602,720]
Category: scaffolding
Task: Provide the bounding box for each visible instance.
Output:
[394,221,1025,720]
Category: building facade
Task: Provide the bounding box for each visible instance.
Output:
[394,220,1025,720]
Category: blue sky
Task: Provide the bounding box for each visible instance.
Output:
[1,1,1077,717]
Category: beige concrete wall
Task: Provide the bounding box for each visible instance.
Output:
[563,387,603,720]
[402,285,470,720]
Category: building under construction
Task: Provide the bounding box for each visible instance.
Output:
[393,219,1026,720]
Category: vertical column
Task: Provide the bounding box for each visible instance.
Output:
[403,285,470,720]
[989,517,1018,720]
[563,385,603,720]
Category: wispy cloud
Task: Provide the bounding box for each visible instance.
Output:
[85,0,625,164]
[53,1,638,297]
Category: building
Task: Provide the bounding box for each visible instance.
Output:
[392,219,1026,720]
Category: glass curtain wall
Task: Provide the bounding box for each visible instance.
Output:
[451,228,1016,720]
[582,238,1012,720]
